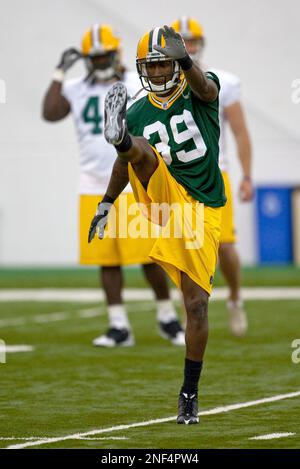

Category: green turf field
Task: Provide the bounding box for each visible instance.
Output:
[0,265,300,288]
[1,295,300,449]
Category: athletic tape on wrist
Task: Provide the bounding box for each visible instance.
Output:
[52,69,65,82]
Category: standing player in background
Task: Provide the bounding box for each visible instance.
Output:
[172,17,253,336]
[42,24,184,348]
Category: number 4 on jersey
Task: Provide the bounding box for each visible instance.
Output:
[82,96,102,134]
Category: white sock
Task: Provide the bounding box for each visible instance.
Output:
[156,299,178,324]
[108,304,130,330]
[227,299,243,309]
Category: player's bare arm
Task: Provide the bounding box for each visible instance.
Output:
[154,26,218,102]
[224,101,253,201]
[184,63,218,102]
[42,48,81,121]
[43,81,70,121]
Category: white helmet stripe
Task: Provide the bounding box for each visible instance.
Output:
[92,24,100,48]
[179,16,190,36]
[152,27,160,50]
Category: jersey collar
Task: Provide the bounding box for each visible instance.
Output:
[148,79,187,110]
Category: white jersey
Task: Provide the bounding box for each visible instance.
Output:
[62,71,141,194]
[210,68,241,172]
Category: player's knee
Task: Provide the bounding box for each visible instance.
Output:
[219,242,235,256]
[186,295,208,326]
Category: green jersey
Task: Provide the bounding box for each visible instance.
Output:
[127,72,226,207]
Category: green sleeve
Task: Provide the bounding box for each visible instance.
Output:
[205,71,221,92]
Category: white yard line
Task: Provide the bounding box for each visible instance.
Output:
[33,312,72,323]
[249,432,296,440]
[0,437,46,441]
[1,287,300,303]
[75,436,129,441]
[0,303,155,329]
[0,436,128,441]
[1,345,34,353]
[7,390,300,449]
[78,308,104,318]
[0,307,105,329]
[0,318,27,328]
[0,287,299,329]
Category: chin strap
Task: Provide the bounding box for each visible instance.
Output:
[131,88,144,100]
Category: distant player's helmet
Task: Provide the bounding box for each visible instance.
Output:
[171,17,205,62]
[136,27,181,94]
[81,24,121,80]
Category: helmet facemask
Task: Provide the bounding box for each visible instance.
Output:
[136,56,181,95]
[84,50,121,81]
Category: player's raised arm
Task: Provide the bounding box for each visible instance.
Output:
[154,25,218,102]
[42,48,81,121]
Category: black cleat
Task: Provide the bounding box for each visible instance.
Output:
[177,392,199,424]
[158,320,185,346]
[92,327,134,347]
[104,82,128,145]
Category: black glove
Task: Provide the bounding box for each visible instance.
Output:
[88,201,113,243]
[57,48,82,72]
[154,26,193,71]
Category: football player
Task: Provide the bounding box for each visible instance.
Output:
[42,24,185,347]
[172,17,253,337]
[89,26,226,424]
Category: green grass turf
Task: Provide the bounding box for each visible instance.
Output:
[0,299,299,449]
[0,265,300,288]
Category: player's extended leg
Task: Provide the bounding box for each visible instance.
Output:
[176,271,209,424]
[142,263,185,346]
[219,242,248,337]
[104,82,158,180]
[93,266,134,347]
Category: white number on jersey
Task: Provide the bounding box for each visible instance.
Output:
[143,110,207,165]
[143,121,172,165]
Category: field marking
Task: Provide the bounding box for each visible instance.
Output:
[0,437,46,441]
[75,436,129,441]
[0,307,106,329]
[249,432,296,440]
[0,436,128,441]
[1,287,300,303]
[7,389,300,449]
[33,312,71,323]
[1,345,34,353]
[1,288,300,329]
[0,318,27,328]
[0,303,155,329]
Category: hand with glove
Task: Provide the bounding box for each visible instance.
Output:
[154,25,218,102]
[56,48,82,73]
[154,25,193,71]
[88,199,114,243]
